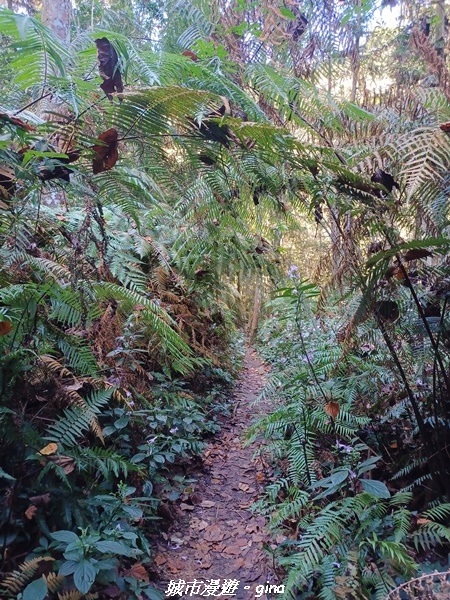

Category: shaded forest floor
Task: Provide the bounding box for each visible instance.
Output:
[152,348,281,599]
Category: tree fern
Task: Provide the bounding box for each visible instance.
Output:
[0,10,70,90]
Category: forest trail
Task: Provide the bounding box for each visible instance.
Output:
[153,348,279,600]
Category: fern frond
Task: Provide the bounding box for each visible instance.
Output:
[57,591,99,600]
[0,10,70,90]
[0,557,54,594]
[39,355,74,379]
[44,389,112,448]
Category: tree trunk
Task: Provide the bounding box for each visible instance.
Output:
[350,0,362,102]
[434,0,447,57]
[42,0,71,44]
[248,275,261,342]
[40,0,72,206]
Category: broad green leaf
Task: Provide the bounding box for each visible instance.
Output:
[73,559,96,594]
[360,479,391,499]
[23,577,47,600]
[59,560,78,576]
[357,456,381,475]
[95,540,137,556]
[51,530,79,544]
[145,587,165,600]
[102,426,117,436]
[114,416,129,429]
[131,453,146,463]
[330,470,350,486]
[123,505,143,519]
[279,7,296,19]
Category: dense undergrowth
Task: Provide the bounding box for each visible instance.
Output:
[0,298,244,600]
[0,9,258,598]
[251,275,450,599]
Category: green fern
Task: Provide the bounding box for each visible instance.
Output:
[44,389,112,448]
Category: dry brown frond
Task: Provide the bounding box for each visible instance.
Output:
[411,27,450,102]
[387,569,450,599]
[39,356,74,379]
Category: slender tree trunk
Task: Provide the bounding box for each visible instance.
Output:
[42,0,72,44]
[248,275,261,342]
[41,0,72,206]
[434,0,447,57]
[350,0,362,102]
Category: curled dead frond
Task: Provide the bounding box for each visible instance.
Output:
[386,569,450,599]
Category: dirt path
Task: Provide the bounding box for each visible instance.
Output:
[153,348,280,599]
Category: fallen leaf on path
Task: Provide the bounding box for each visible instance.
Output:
[195,542,212,554]
[233,557,247,571]
[223,545,244,555]
[200,500,216,508]
[204,525,225,542]
[212,543,226,552]
[154,555,167,566]
[167,558,186,573]
[241,545,253,556]
[191,518,209,531]
[239,483,250,492]
[180,503,195,511]
[170,535,184,545]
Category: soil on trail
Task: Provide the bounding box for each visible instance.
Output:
[153,348,279,599]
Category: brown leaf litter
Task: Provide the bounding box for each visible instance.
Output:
[152,348,282,599]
